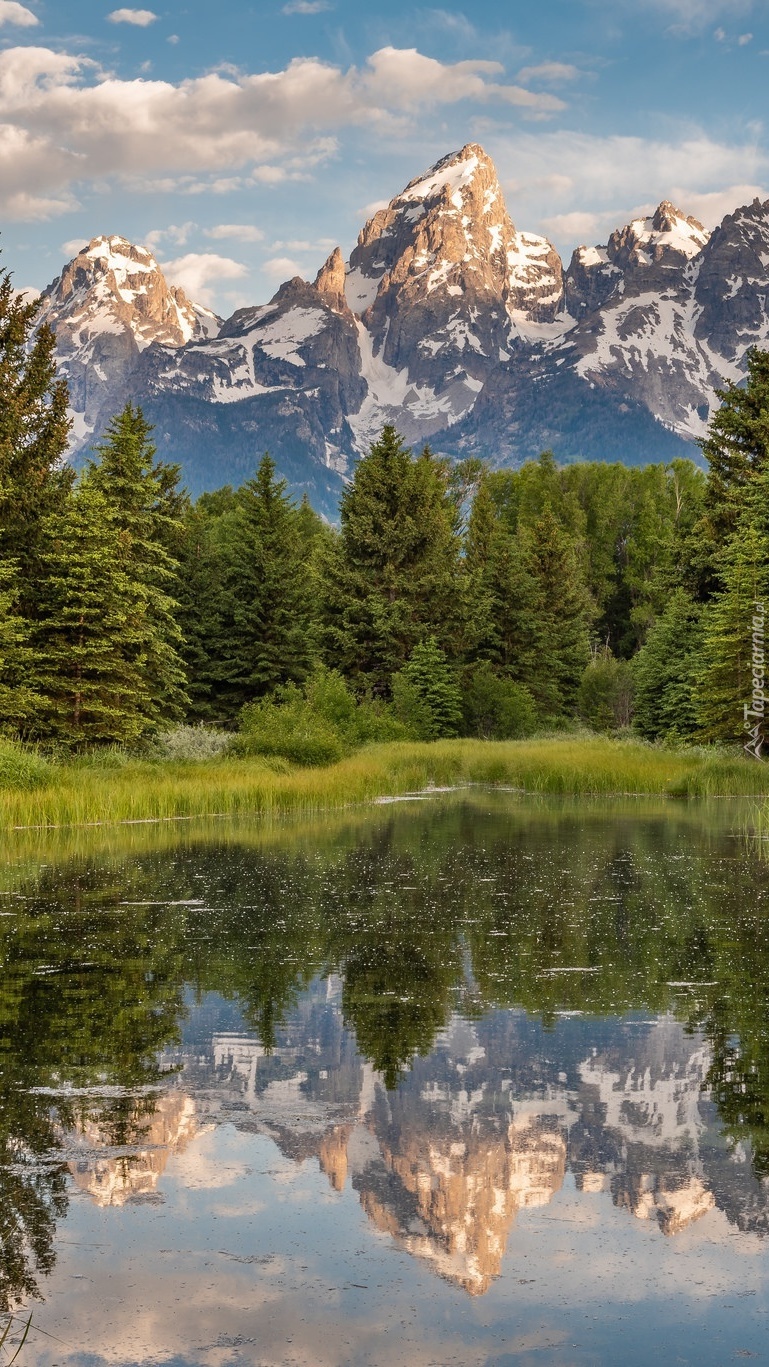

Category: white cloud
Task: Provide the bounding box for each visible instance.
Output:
[282,0,331,12]
[107,8,158,25]
[262,255,305,278]
[422,10,479,43]
[669,182,767,223]
[738,30,753,42]
[270,236,335,250]
[517,62,582,84]
[499,129,769,250]
[0,2,38,27]
[205,223,265,242]
[159,251,248,305]
[629,0,753,29]
[60,236,89,256]
[357,197,388,218]
[0,43,565,221]
[145,221,196,249]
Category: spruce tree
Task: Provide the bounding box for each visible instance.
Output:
[464,476,541,679]
[632,589,703,741]
[320,427,463,695]
[0,561,39,733]
[519,510,594,718]
[174,505,227,722]
[0,264,72,582]
[696,520,769,746]
[32,483,154,747]
[701,348,769,547]
[215,454,313,717]
[391,637,463,740]
[84,404,189,729]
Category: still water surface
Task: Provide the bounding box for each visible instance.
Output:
[3,793,769,1365]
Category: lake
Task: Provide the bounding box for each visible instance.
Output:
[3,791,769,1366]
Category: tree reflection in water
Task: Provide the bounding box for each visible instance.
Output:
[2,795,769,1307]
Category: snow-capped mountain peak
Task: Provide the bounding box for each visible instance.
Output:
[610,202,709,268]
[35,147,769,515]
[36,233,221,448]
[39,234,220,353]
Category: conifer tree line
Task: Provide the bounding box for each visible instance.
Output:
[1,256,769,754]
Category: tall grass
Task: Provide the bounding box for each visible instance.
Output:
[0,736,767,832]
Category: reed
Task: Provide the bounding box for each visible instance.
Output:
[0,736,767,832]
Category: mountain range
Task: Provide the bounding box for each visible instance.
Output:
[36,143,769,514]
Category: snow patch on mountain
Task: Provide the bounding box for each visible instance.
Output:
[255,306,328,367]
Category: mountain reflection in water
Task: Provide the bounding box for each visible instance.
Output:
[2,792,769,1333]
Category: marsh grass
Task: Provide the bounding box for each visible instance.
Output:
[0,735,767,832]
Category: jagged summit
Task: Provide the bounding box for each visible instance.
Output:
[40,235,220,350]
[35,148,769,513]
[341,142,564,448]
[608,202,709,268]
[346,142,563,330]
[314,247,350,315]
[36,233,220,447]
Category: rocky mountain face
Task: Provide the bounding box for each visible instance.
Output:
[37,236,219,450]
[38,147,769,513]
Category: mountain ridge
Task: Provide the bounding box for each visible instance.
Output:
[35,144,769,514]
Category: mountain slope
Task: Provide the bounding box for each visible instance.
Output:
[37,148,769,511]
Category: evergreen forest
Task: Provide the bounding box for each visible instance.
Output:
[2,257,769,763]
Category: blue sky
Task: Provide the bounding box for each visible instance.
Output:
[1,0,768,313]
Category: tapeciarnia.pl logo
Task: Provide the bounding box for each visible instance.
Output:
[744,601,766,760]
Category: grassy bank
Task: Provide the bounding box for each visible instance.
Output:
[0,735,767,832]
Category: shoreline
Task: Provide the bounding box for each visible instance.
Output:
[1,736,769,834]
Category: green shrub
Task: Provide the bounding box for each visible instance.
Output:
[349,700,410,745]
[237,669,409,765]
[577,650,634,732]
[0,740,54,790]
[238,687,346,767]
[462,663,537,739]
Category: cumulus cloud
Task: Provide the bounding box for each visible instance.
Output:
[499,129,769,249]
[0,2,38,27]
[205,223,265,242]
[144,221,196,249]
[107,8,158,25]
[0,43,565,220]
[282,0,331,11]
[159,251,248,305]
[60,237,89,256]
[262,255,306,278]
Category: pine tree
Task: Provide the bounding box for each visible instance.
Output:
[632,589,703,741]
[701,348,769,547]
[464,476,541,678]
[696,520,769,746]
[215,453,314,717]
[519,510,594,718]
[32,483,154,747]
[174,505,227,722]
[392,637,463,740]
[0,561,39,733]
[84,404,189,729]
[0,265,72,582]
[320,427,464,695]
